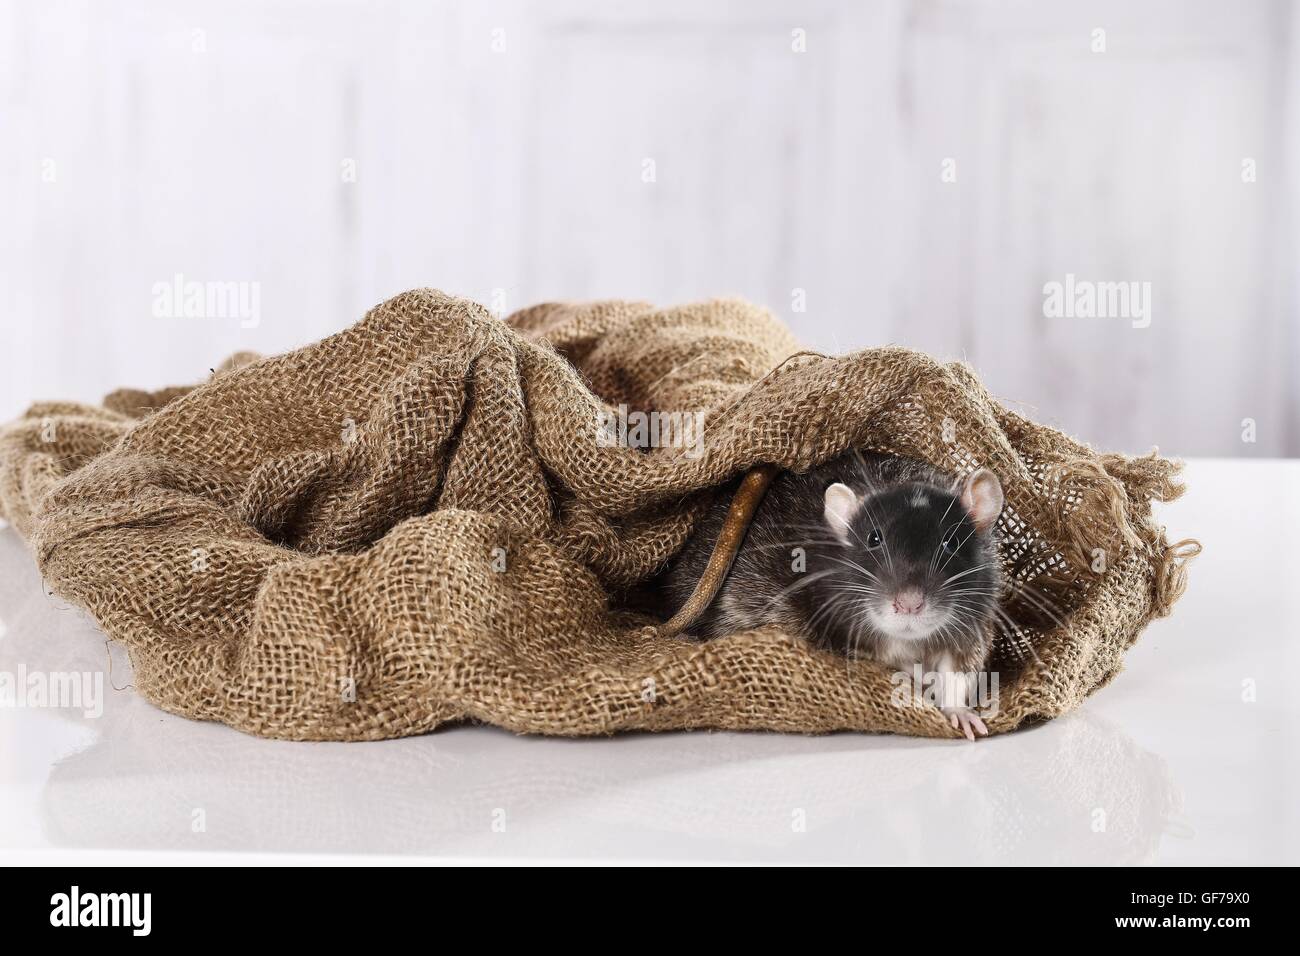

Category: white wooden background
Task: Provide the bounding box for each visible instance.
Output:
[1,0,1296,457]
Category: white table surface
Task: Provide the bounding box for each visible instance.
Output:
[1,458,1295,866]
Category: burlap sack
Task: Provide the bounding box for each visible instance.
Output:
[0,290,1197,740]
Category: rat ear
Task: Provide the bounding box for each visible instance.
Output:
[960,468,1004,532]
[823,482,860,543]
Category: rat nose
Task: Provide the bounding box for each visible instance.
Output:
[892,588,925,615]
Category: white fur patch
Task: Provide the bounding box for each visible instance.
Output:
[910,492,929,508]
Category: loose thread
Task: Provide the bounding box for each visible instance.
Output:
[104,639,135,691]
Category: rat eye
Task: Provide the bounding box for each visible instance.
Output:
[866,529,883,549]
[940,527,962,554]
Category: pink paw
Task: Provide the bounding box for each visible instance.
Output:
[943,707,988,742]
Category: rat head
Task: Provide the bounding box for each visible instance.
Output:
[822,469,1004,642]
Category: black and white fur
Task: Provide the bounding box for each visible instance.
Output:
[661,450,1005,739]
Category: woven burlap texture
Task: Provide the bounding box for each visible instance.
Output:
[0,290,1197,740]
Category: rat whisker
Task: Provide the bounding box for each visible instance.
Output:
[989,605,1046,667]
[941,564,991,587]
[936,525,980,575]
[929,493,964,572]
[1002,580,1070,633]
[757,569,837,615]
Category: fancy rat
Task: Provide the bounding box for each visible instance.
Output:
[660,450,1005,739]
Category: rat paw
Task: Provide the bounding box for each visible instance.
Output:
[943,707,988,742]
